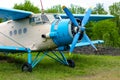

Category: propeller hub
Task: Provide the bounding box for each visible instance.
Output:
[74,27,79,33]
[80,27,85,31]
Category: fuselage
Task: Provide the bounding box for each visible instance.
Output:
[0,14,74,51]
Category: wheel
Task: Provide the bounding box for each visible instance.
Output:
[67,60,75,68]
[22,63,32,72]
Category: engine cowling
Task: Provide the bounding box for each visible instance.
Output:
[50,19,73,47]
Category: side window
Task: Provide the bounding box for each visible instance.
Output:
[23,28,27,33]
[14,30,17,35]
[9,28,27,36]
[41,14,49,23]
[29,17,35,23]
[35,17,42,24]
[29,17,42,24]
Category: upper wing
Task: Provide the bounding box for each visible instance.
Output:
[0,7,33,20]
[54,14,114,21]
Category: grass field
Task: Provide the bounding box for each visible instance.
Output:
[0,53,120,80]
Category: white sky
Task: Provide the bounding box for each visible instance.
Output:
[0,0,120,11]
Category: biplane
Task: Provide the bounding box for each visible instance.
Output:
[0,6,114,72]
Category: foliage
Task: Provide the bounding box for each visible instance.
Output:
[92,3,108,14]
[13,0,40,13]
[92,20,120,47]
[45,5,63,13]
[45,4,85,14]
[109,2,120,34]
[69,4,86,14]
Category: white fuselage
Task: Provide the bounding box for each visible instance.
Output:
[0,14,57,51]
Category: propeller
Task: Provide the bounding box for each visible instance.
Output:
[62,6,97,54]
[62,6,79,27]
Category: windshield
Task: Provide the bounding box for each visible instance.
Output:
[41,14,49,23]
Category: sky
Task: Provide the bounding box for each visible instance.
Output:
[0,0,120,11]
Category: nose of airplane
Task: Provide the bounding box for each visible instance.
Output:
[62,6,97,54]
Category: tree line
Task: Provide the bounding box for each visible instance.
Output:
[2,0,120,48]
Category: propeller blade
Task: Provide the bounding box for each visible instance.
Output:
[84,33,97,51]
[81,8,92,27]
[70,32,80,54]
[62,6,79,27]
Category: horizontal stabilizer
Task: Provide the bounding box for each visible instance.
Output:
[0,7,33,20]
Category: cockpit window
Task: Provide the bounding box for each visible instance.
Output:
[29,14,49,24]
[29,17,35,23]
[41,14,49,23]
[29,16,42,24]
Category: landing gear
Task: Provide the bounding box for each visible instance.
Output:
[67,59,75,68]
[22,50,75,72]
[22,63,32,72]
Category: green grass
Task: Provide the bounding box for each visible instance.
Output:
[0,53,120,80]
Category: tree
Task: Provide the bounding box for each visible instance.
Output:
[86,3,108,38]
[92,20,120,47]
[13,0,40,13]
[109,2,120,34]
[69,4,85,14]
[45,4,85,14]
[92,3,108,14]
[45,5,63,13]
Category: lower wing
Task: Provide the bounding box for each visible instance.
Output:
[75,40,104,47]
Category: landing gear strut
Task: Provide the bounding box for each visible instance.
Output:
[22,50,75,72]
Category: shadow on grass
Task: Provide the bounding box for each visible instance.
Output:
[0,55,24,64]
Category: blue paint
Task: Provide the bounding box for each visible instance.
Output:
[54,14,114,21]
[70,33,104,47]
[75,40,104,47]
[70,32,80,53]
[28,52,32,64]
[59,51,68,65]
[0,46,29,52]
[63,7,79,26]
[49,32,57,38]
[32,52,47,68]
[0,7,32,20]
[50,19,73,47]
[58,46,65,51]
[46,51,68,65]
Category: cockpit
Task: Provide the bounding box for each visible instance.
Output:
[29,14,51,24]
[29,14,54,24]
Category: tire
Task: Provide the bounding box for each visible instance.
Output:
[22,63,32,72]
[67,59,75,68]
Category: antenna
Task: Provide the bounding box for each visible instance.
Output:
[40,0,44,13]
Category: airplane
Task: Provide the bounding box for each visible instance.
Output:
[0,5,114,72]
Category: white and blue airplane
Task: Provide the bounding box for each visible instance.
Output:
[0,6,114,72]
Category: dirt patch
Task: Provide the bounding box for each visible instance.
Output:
[74,46,120,56]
